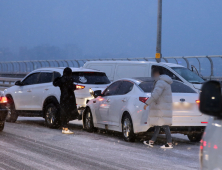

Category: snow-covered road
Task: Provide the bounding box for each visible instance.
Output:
[0,117,200,170]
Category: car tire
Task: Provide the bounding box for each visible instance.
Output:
[83,108,94,132]
[122,114,135,142]
[44,103,60,129]
[187,133,202,142]
[0,122,4,131]
[6,97,18,123]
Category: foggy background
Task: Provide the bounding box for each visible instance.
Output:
[0,0,222,62]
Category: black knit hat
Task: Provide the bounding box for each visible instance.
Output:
[63,67,72,76]
[152,66,164,76]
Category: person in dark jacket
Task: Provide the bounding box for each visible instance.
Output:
[53,67,78,134]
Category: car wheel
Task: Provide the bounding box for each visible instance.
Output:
[187,133,202,142]
[44,103,60,129]
[0,122,4,131]
[6,97,18,123]
[84,108,94,132]
[122,114,135,142]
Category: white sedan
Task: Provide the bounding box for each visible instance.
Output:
[83,78,208,142]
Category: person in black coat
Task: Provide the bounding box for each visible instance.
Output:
[53,67,78,134]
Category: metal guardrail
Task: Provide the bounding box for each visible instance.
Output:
[0,55,221,83]
[0,77,22,88]
[0,55,221,76]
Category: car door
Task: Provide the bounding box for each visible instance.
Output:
[96,81,122,125]
[108,80,134,126]
[13,72,40,110]
[32,71,54,110]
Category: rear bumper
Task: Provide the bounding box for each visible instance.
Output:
[172,115,209,127]
[76,97,94,108]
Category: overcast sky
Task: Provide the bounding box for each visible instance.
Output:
[0,0,222,60]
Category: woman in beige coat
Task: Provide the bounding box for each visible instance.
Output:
[143,67,173,149]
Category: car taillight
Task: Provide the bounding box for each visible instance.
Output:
[0,97,7,103]
[214,145,218,149]
[196,100,200,104]
[76,85,85,89]
[139,97,149,103]
[201,122,208,124]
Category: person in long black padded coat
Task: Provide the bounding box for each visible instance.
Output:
[53,67,78,134]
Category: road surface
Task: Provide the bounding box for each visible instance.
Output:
[0,118,200,170]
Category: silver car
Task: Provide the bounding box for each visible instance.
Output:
[199,81,222,170]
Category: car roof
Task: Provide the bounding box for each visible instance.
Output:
[32,67,104,73]
[132,77,154,82]
[119,77,182,85]
[116,77,154,85]
[84,61,184,68]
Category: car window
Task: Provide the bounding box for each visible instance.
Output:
[138,82,154,92]
[138,81,196,93]
[117,81,134,95]
[38,72,53,84]
[103,81,122,96]
[171,67,204,84]
[72,72,110,84]
[152,65,181,81]
[22,73,40,85]
[171,81,196,93]
[53,72,61,80]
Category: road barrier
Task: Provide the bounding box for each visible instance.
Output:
[0,55,222,89]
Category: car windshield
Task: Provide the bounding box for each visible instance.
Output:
[72,72,110,84]
[171,67,204,84]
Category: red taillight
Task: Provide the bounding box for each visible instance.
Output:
[196,100,200,104]
[139,97,148,103]
[201,122,208,124]
[0,97,7,103]
[76,85,85,89]
[203,141,207,147]
[214,145,218,149]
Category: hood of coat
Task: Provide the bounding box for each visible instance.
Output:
[155,75,173,85]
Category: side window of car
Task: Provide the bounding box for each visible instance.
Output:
[38,72,53,84]
[117,81,134,95]
[171,81,196,93]
[103,81,122,96]
[152,65,181,81]
[53,72,61,80]
[22,73,40,85]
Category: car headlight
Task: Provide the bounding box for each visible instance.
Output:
[89,88,94,97]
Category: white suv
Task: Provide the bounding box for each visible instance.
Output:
[4,67,110,128]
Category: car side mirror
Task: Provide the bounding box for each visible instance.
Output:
[15,80,23,86]
[199,81,222,118]
[93,90,103,98]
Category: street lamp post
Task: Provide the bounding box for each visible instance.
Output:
[156,0,162,63]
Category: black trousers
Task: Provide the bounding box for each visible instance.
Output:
[60,106,78,128]
[60,108,69,128]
